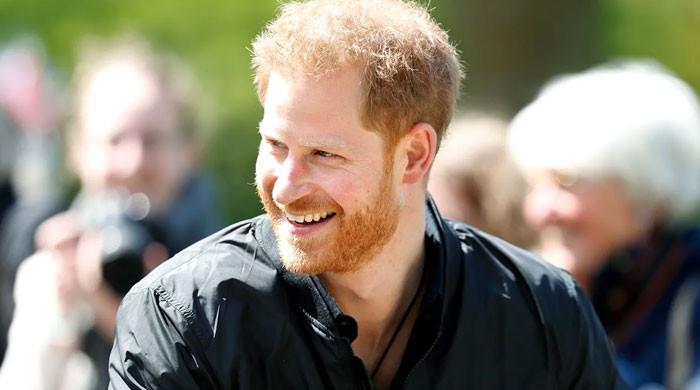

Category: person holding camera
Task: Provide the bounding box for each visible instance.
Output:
[0,39,223,390]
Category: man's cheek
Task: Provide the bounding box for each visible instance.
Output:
[255,158,275,190]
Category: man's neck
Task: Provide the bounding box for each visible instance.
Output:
[319,203,426,384]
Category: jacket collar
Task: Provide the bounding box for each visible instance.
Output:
[254,196,454,340]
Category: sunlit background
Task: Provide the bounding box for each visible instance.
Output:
[1,0,698,222]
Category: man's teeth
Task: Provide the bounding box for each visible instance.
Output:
[287,211,332,223]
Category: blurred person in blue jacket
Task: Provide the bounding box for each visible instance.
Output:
[0,38,224,390]
[508,60,700,389]
[0,36,65,366]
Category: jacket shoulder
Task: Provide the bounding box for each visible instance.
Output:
[111,215,291,388]
[121,214,286,346]
[446,221,622,388]
[447,220,577,299]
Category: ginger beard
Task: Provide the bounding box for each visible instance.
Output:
[257,158,400,275]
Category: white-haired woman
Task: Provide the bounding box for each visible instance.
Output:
[508,61,700,390]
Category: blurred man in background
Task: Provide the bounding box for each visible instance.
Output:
[509,61,700,389]
[0,38,223,390]
[428,112,536,248]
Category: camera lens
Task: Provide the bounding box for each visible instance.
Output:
[100,218,153,295]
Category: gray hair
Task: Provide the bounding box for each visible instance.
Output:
[508,60,700,224]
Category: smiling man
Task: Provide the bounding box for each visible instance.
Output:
[108,1,623,389]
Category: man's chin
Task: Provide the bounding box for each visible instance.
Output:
[281,260,322,275]
[280,256,331,275]
[278,241,323,275]
[278,242,359,275]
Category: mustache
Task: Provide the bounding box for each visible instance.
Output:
[256,184,341,215]
[275,196,341,215]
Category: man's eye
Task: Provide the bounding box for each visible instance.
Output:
[266,139,287,150]
[315,150,336,158]
[554,172,579,188]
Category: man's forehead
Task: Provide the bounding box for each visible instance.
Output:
[263,68,364,109]
[80,71,167,137]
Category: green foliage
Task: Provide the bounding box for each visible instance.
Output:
[1,0,698,223]
[600,0,700,92]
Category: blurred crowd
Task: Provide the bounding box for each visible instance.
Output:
[0,37,224,389]
[432,61,700,389]
[0,34,699,390]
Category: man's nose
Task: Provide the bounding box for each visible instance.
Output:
[271,155,315,206]
[115,138,147,179]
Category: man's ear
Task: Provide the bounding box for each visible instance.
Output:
[401,122,437,184]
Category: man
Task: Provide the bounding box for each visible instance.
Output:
[0,39,223,390]
[109,1,623,389]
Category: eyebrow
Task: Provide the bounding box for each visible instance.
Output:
[258,121,356,152]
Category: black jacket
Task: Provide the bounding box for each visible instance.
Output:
[109,200,625,389]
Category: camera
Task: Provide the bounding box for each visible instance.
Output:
[77,191,157,296]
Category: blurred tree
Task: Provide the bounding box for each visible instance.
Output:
[600,0,700,93]
[1,0,698,222]
[432,0,603,115]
